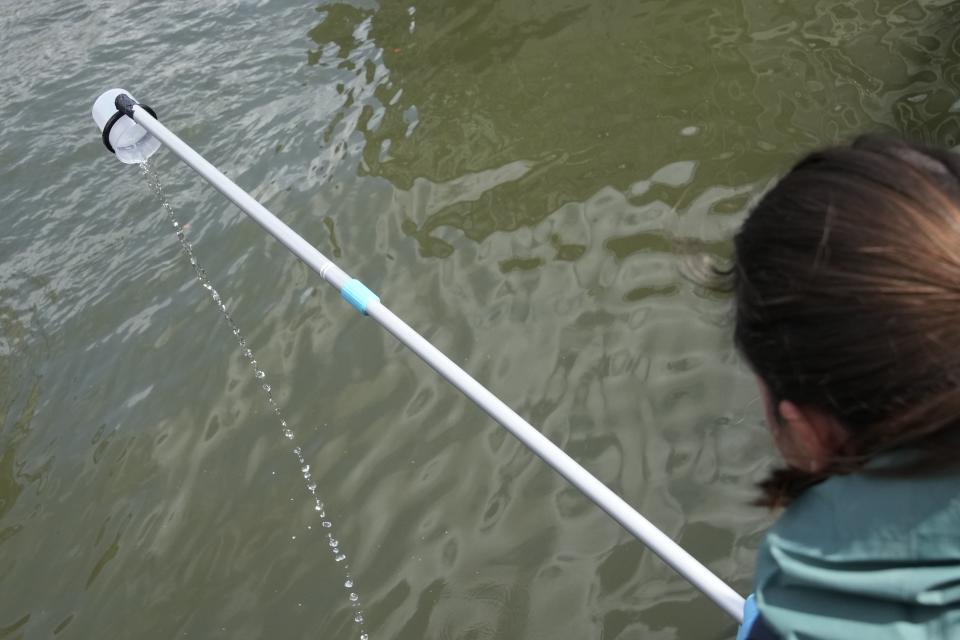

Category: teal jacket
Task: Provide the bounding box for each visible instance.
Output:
[754,464,960,639]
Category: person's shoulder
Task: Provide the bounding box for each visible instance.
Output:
[754,467,960,639]
[767,465,960,562]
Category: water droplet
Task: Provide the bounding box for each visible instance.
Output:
[255,370,265,379]
[345,579,353,588]
[301,464,310,474]
[322,521,332,528]
[293,447,302,456]
[307,481,317,492]
[242,348,253,359]
[283,429,294,440]
[335,554,347,562]
[329,538,339,548]
[262,383,271,392]
[360,633,369,640]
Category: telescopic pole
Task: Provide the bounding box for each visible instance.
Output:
[105,95,745,622]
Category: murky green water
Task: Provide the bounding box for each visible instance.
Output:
[1,1,957,638]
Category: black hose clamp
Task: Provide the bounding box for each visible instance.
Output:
[102,94,158,154]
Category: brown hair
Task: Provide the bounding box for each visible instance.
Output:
[732,135,960,507]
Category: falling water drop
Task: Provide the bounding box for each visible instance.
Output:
[140,161,367,634]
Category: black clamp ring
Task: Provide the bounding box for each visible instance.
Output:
[102,94,158,154]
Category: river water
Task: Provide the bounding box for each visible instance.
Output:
[0,1,957,638]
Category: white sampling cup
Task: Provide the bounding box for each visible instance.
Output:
[91,88,161,164]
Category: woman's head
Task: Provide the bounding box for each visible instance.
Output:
[732,136,960,506]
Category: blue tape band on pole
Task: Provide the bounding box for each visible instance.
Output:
[341,279,380,315]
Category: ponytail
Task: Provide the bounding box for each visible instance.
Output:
[733,136,960,507]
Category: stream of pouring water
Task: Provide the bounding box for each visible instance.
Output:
[140,161,369,639]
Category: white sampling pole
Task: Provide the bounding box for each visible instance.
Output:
[95,91,746,622]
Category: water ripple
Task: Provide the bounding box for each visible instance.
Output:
[0,0,957,638]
